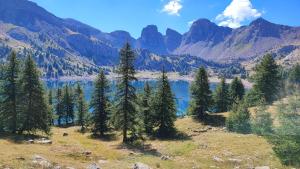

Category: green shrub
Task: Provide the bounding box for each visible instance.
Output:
[226,99,251,134]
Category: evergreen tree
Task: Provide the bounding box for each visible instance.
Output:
[213,78,230,112]
[112,43,139,142]
[76,84,88,132]
[19,56,50,134]
[152,69,176,137]
[252,54,280,103]
[141,82,154,135]
[63,85,74,125]
[226,99,251,134]
[189,67,212,119]
[229,77,245,107]
[251,100,273,136]
[270,96,300,166]
[0,52,20,133]
[288,64,300,94]
[288,64,300,85]
[90,70,110,136]
[48,90,54,125]
[55,88,64,126]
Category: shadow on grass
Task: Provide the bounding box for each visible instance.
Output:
[200,113,226,127]
[89,132,118,142]
[152,129,192,141]
[0,132,49,144]
[116,141,162,157]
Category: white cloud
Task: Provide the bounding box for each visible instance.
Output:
[216,0,262,28]
[162,0,182,16]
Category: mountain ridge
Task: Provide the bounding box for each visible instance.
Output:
[0,0,300,78]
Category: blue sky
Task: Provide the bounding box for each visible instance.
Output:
[30,0,300,38]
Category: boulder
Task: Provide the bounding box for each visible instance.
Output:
[213,156,224,162]
[26,139,34,144]
[36,138,52,144]
[228,158,242,163]
[160,155,171,160]
[86,163,101,169]
[133,162,152,169]
[32,155,52,168]
[255,167,270,169]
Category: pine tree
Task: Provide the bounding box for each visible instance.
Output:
[189,67,212,119]
[0,51,20,133]
[252,54,280,103]
[152,69,176,137]
[251,100,273,136]
[226,99,251,134]
[19,56,50,134]
[141,82,154,134]
[55,88,64,126]
[288,64,300,85]
[213,78,230,112]
[90,69,110,136]
[63,85,74,125]
[229,77,245,107]
[75,84,88,132]
[112,43,138,142]
[48,90,54,125]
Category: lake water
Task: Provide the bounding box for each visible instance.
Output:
[45,80,218,116]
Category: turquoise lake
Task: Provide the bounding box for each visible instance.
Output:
[45,80,218,116]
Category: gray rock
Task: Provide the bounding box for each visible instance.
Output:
[36,138,52,144]
[228,158,242,163]
[160,155,171,160]
[32,155,52,168]
[255,167,270,169]
[213,156,224,162]
[133,162,152,169]
[26,139,34,144]
[86,163,101,169]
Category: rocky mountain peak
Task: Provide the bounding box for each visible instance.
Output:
[137,25,167,54]
[165,28,182,52]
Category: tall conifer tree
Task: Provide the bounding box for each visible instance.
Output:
[189,67,212,119]
[90,69,110,136]
[75,84,88,132]
[252,54,280,103]
[63,85,74,125]
[229,77,245,107]
[152,69,176,137]
[55,88,64,126]
[19,56,50,134]
[213,78,230,112]
[0,52,20,133]
[141,82,153,134]
[112,43,138,142]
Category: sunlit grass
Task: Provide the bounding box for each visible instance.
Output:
[0,117,287,169]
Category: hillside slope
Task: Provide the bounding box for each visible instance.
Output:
[0,117,285,169]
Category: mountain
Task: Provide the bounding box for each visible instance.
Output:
[0,0,300,78]
[136,25,167,54]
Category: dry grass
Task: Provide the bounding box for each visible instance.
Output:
[0,116,287,169]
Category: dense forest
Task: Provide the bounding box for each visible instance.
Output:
[0,43,300,167]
